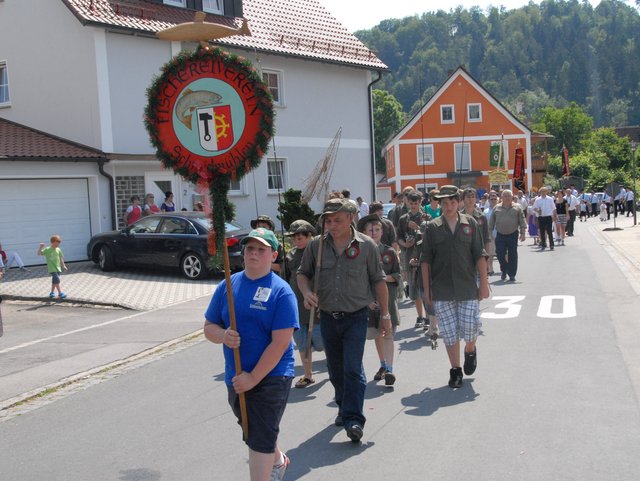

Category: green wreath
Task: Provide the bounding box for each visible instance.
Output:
[144,45,274,265]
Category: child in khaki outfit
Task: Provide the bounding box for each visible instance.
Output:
[37,235,68,299]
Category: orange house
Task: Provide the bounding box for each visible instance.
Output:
[383,66,533,195]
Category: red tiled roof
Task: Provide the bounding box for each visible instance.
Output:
[0,118,106,160]
[62,0,387,69]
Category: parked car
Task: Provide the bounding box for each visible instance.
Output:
[87,213,249,279]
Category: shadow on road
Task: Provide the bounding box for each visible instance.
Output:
[401,381,479,417]
[285,424,374,479]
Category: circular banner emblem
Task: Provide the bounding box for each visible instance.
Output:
[145,47,274,184]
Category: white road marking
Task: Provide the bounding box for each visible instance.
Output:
[0,297,205,355]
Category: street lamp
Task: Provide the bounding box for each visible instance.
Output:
[633,141,637,226]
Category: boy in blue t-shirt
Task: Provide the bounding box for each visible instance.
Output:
[204,228,298,481]
[37,234,68,299]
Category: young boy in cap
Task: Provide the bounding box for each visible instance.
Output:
[398,191,428,327]
[283,220,323,388]
[250,215,283,273]
[298,198,389,443]
[420,186,490,389]
[358,214,402,386]
[203,227,299,481]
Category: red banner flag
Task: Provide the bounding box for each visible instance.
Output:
[561,145,570,177]
[513,146,525,192]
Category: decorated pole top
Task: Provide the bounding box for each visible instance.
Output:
[145,15,275,259]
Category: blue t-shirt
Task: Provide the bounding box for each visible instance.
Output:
[205,271,299,386]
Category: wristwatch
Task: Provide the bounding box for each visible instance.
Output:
[381,314,391,320]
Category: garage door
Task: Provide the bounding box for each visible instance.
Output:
[0,178,91,266]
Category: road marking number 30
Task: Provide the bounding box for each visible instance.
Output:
[481,295,576,319]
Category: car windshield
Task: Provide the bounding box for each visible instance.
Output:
[193,218,243,233]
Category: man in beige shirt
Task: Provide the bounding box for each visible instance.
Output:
[489,189,527,281]
[298,198,389,444]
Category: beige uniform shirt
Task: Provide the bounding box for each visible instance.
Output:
[297,227,385,313]
[489,204,527,235]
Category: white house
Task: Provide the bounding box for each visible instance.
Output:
[0,0,386,265]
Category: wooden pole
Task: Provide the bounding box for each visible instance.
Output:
[305,218,325,357]
[222,238,249,441]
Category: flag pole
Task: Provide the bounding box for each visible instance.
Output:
[305,217,325,357]
[222,239,249,441]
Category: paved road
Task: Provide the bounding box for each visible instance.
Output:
[1,214,639,480]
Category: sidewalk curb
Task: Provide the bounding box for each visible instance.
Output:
[0,329,205,419]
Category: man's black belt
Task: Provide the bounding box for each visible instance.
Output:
[322,307,367,319]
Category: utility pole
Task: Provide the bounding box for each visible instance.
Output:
[633,141,637,226]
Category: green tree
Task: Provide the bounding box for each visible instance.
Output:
[532,102,593,153]
[276,189,316,231]
[372,89,406,173]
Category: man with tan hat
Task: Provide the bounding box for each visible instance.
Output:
[297,198,389,443]
[420,185,489,389]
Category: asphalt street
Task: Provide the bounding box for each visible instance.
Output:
[1,216,639,480]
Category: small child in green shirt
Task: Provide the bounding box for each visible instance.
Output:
[37,235,68,299]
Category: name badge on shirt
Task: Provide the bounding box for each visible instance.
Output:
[253,287,272,303]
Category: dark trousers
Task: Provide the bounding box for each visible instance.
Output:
[320,308,368,428]
[606,203,611,219]
[591,203,598,217]
[495,231,519,278]
[566,210,576,235]
[627,200,633,216]
[538,216,554,248]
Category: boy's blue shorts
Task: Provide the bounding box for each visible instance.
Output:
[51,272,61,284]
[227,375,292,453]
[292,323,323,353]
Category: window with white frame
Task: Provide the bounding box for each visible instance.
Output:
[468,103,482,122]
[454,142,471,172]
[202,0,223,14]
[267,158,287,192]
[228,177,246,195]
[416,183,438,195]
[0,62,10,106]
[416,144,434,165]
[440,104,454,124]
[163,0,186,7]
[262,70,283,107]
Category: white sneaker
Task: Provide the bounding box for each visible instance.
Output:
[270,453,290,481]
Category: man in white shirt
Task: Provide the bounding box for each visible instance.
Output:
[533,187,557,250]
[589,190,599,218]
[625,188,635,217]
[356,196,369,220]
[565,188,579,236]
[578,190,591,217]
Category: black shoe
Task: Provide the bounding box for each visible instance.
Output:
[540,245,546,250]
[404,284,409,298]
[414,317,424,328]
[384,371,396,386]
[422,317,430,331]
[334,414,344,427]
[373,366,386,381]
[501,272,507,280]
[464,348,477,375]
[509,276,516,282]
[448,367,463,388]
[346,424,363,443]
[550,246,554,250]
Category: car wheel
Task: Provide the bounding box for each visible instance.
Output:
[98,245,115,271]
[181,252,206,280]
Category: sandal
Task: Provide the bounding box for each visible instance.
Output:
[295,377,315,388]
